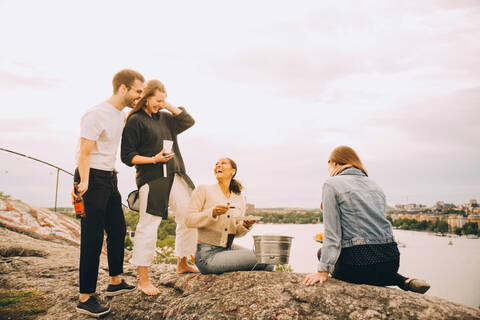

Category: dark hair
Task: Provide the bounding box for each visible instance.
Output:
[112,69,145,93]
[126,80,165,121]
[226,158,242,194]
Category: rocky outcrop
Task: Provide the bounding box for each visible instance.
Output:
[0,199,80,246]
[0,228,479,320]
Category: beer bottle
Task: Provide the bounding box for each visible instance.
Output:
[73,182,86,219]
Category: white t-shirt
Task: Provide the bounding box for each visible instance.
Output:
[75,102,125,171]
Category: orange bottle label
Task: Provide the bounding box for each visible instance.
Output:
[74,201,84,218]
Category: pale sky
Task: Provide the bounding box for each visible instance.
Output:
[1,0,479,208]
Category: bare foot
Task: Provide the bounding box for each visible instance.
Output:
[176,256,200,274]
[137,281,160,296]
[177,264,200,274]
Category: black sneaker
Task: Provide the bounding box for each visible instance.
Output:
[105,279,136,296]
[76,296,110,318]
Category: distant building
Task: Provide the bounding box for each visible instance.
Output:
[388,213,402,221]
[432,201,456,213]
[447,214,467,230]
[246,203,255,214]
[402,213,416,220]
[406,203,426,210]
[463,199,479,215]
[406,204,417,210]
[467,215,480,225]
[419,214,440,223]
[393,203,426,213]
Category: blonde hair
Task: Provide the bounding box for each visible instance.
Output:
[126,80,166,121]
[329,145,368,176]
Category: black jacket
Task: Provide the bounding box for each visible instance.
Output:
[121,107,195,217]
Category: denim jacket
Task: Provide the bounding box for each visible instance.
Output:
[318,168,395,273]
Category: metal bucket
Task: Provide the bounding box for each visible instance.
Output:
[253,235,293,265]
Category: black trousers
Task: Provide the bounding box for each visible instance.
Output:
[332,259,407,288]
[75,168,126,294]
[317,247,408,289]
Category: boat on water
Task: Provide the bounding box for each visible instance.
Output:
[466,234,479,239]
[448,240,453,245]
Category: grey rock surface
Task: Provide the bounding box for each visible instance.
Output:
[1,227,479,320]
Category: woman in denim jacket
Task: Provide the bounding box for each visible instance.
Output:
[304,146,430,294]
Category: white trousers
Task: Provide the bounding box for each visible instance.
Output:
[129,174,197,266]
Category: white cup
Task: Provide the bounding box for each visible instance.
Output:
[162,140,173,178]
[163,140,173,153]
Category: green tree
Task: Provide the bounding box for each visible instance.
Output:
[157,218,177,239]
[463,222,479,235]
[123,210,177,253]
[418,220,429,230]
[435,221,449,233]
[442,209,466,216]
[124,210,139,230]
[454,227,463,236]
[254,211,322,224]
[426,221,436,232]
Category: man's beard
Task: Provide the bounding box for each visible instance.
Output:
[125,97,137,108]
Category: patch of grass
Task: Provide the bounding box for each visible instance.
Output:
[153,236,177,264]
[0,288,54,320]
[275,264,293,272]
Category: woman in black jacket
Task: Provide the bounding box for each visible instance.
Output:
[121,80,198,296]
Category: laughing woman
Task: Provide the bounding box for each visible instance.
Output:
[304,146,430,294]
[185,158,274,274]
[121,80,198,295]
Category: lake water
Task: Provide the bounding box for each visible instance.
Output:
[234,224,480,309]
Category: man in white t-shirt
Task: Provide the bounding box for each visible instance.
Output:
[72,69,144,317]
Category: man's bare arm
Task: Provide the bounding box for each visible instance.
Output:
[76,138,95,196]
